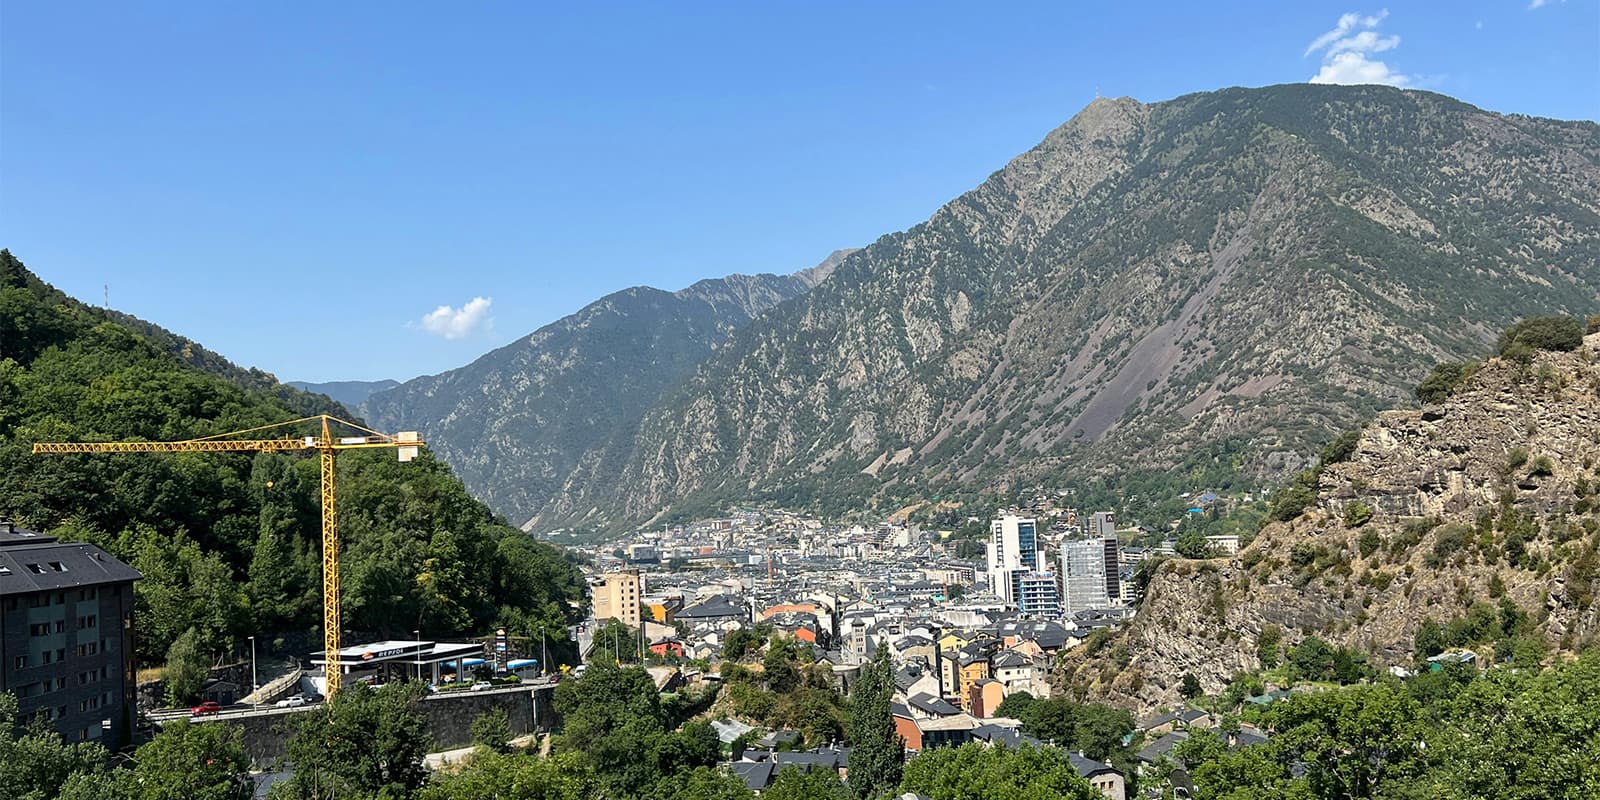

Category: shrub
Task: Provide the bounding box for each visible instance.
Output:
[1290,542,1318,568]
[1344,501,1375,528]
[1497,316,1584,356]
[1271,482,1319,522]
[1506,448,1530,472]
[1358,529,1381,558]
[1319,430,1361,466]
[1431,524,1471,563]
[1415,361,1475,404]
[1529,456,1555,477]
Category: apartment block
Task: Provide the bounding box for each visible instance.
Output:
[0,521,140,747]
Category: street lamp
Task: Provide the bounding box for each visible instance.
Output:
[413,630,422,682]
[247,636,258,710]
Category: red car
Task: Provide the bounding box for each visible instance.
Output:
[191,701,222,716]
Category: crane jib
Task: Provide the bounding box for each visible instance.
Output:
[29,415,424,699]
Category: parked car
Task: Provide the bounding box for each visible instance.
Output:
[304,693,325,703]
[274,695,306,708]
[190,701,222,716]
[470,681,493,692]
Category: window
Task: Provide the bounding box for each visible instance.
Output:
[77,615,96,630]
[48,562,67,573]
[25,563,44,574]
[54,619,66,633]
[54,677,66,690]
[55,648,65,663]
[41,651,52,665]
[76,642,99,657]
[29,622,49,636]
[29,594,49,608]
[13,655,25,670]
[0,566,10,576]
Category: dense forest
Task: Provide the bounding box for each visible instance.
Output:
[0,250,586,672]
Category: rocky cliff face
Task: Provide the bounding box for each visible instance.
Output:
[537,83,1600,532]
[1061,334,1600,709]
[359,268,823,527]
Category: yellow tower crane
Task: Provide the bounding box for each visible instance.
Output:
[33,414,424,698]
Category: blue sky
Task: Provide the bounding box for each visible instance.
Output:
[3,2,1596,383]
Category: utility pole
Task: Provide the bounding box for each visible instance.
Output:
[247,635,257,710]
[541,629,548,677]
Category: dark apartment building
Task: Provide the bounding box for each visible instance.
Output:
[0,520,140,747]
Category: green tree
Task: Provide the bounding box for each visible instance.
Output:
[471,707,514,754]
[1071,703,1136,762]
[1497,316,1583,357]
[1175,530,1211,559]
[1273,684,1428,799]
[589,618,643,665]
[0,693,109,800]
[1433,653,1600,799]
[993,691,1037,720]
[721,623,772,662]
[164,626,210,707]
[420,751,598,800]
[122,720,251,800]
[1318,430,1361,465]
[1413,620,1447,664]
[655,767,754,800]
[762,635,802,694]
[847,644,903,799]
[1256,625,1283,668]
[897,743,1099,800]
[763,766,852,800]
[1287,637,1335,682]
[1181,672,1203,700]
[270,682,431,800]
[1415,362,1475,404]
[656,721,721,777]
[552,662,667,797]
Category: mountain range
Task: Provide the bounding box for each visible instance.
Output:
[356,255,853,528]
[354,84,1600,534]
[287,379,400,410]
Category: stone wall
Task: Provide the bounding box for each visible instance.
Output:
[212,684,557,765]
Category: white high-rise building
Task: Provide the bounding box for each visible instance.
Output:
[1061,535,1120,614]
[986,514,1039,606]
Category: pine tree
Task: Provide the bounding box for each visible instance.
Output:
[847,642,903,798]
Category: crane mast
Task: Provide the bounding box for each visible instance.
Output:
[34,414,423,698]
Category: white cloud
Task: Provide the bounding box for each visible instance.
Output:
[1305,9,1413,87]
[1528,0,1547,9]
[419,296,492,340]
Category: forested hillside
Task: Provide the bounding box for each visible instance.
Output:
[0,250,585,667]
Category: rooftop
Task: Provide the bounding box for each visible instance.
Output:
[0,526,141,596]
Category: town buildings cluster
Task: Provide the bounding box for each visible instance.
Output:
[567,507,1202,798]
